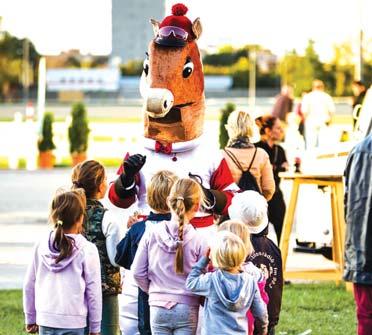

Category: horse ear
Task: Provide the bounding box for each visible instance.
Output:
[150,19,160,37]
[192,17,202,39]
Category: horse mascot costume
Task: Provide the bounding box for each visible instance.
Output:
[109,4,237,231]
[109,5,239,333]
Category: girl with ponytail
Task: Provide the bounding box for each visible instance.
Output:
[71,160,122,335]
[23,189,102,335]
[132,177,209,334]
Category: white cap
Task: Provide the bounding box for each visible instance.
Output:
[228,191,268,234]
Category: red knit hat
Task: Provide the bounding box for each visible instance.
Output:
[155,3,195,47]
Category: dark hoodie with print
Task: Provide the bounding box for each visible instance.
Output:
[249,225,283,333]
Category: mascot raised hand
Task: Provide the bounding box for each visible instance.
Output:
[109,3,238,231]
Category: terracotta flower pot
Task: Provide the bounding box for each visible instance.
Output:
[71,152,87,166]
[38,151,55,169]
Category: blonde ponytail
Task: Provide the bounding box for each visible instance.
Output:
[168,179,203,275]
[174,198,186,274]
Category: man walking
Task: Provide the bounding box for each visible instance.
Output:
[301,80,335,149]
[272,85,294,126]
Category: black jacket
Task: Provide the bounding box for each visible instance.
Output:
[344,134,372,284]
[248,225,283,332]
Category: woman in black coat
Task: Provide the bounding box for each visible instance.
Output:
[255,115,289,244]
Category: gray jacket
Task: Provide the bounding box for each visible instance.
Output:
[186,256,268,335]
[344,134,372,284]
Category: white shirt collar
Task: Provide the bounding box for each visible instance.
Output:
[143,136,201,153]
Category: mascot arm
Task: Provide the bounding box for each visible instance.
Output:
[108,178,137,209]
[190,158,237,215]
[209,157,238,215]
[108,153,146,209]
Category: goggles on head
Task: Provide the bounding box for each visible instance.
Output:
[158,26,188,41]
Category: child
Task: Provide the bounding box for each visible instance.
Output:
[115,170,178,335]
[186,231,268,335]
[228,191,283,335]
[132,178,208,335]
[23,189,102,335]
[218,220,269,335]
[72,160,122,335]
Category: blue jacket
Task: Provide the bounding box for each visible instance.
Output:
[344,134,372,284]
[115,212,171,335]
[115,212,171,269]
[186,256,268,335]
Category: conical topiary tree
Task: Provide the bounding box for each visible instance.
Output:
[38,112,56,152]
[38,112,56,168]
[218,102,236,148]
[68,102,89,153]
[68,102,90,165]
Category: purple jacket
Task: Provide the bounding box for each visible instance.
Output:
[23,232,102,332]
[132,219,208,306]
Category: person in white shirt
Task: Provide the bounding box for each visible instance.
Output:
[301,79,335,149]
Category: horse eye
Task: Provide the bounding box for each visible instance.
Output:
[143,59,149,76]
[182,62,194,78]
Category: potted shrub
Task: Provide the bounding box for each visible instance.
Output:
[68,102,90,166]
[219,102,236,148]
[38,112,56,169]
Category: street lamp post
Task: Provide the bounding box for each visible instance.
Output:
[248,48,256,111]
[22,38,30,103]
[355,0,364,81]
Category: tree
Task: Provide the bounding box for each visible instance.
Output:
[219,102,236,148]
[38,112,56,152]
[120,60,143,76]
[304,40,324,81]
[68,103,90,154]
[328,42,354,96]
[0,32,39,100]
[278,51,314,96]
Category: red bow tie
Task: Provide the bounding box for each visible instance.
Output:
[155,141,173,155]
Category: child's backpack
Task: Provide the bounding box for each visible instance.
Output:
[224,148,261,193]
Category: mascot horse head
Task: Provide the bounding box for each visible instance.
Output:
[140,4,204,144]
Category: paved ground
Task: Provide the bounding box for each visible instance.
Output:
[0,168,114,288]
[0,165,342,288]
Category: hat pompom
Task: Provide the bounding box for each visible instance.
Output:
[172,3,188,16]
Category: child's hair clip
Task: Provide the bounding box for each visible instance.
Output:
[56,219,63,226]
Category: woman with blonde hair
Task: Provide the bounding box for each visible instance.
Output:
[132,178,209,335]
[223,110,275,201]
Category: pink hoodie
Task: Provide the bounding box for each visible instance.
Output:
[132,219,209,306]
[23,232,102,332]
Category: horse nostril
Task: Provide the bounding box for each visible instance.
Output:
[163,100,168,110]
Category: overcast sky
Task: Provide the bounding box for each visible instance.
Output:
[0,0,371,60]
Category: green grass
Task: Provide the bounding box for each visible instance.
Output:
[0,283,356,335]
[0,290,27,335]
[276,283,356,335]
